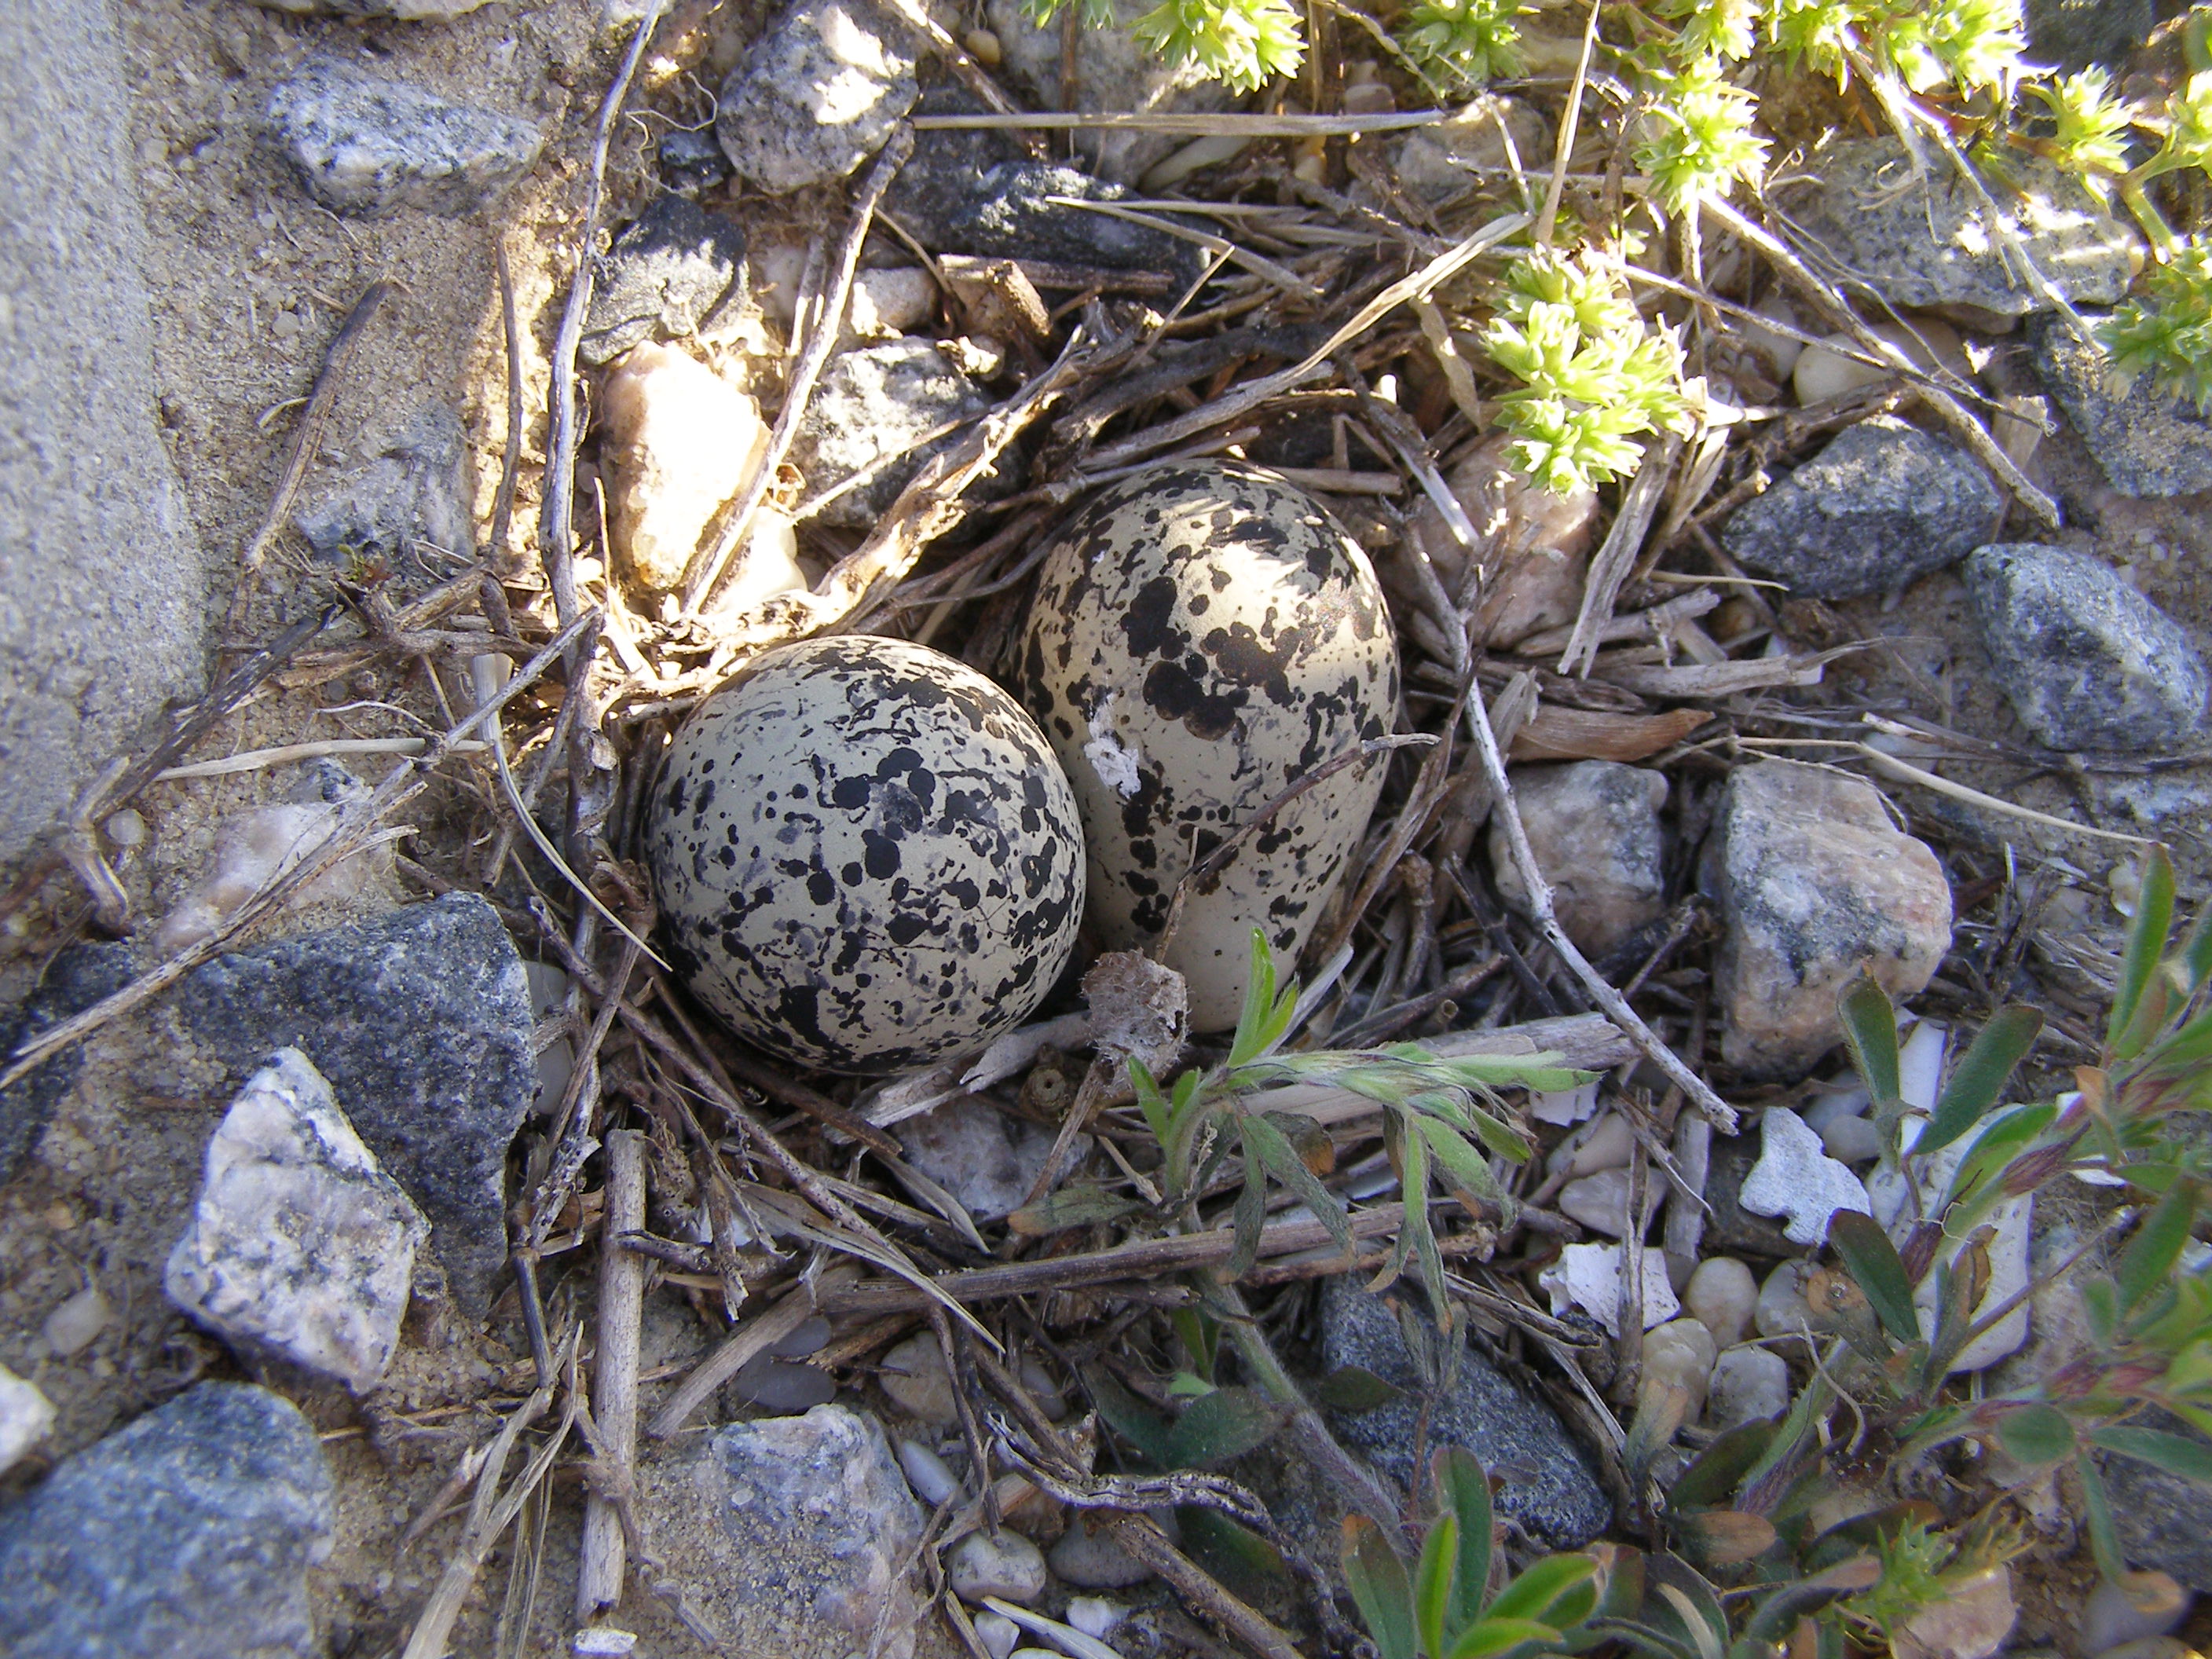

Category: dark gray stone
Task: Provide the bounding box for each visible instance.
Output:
[1320,1275,1611,1547]
[2023,0,2155,70]
[0,943,137,1185]
[2028,313,2212,497]
[1780,138,2138,315]
[658,126,734,193]
[2103,1408,2212,1592]
[716,0,918,195]
[936,162,1206,284]
[294,405,474,582]
[1720,416,2001,599]
[0,0,217,873]
[178,893,536,1317]
[881,86,1029,247]
[582,194,746,367]
[265,60,544,218]
[1964,542,2210,753]
[791,339,1005,527]
[0,1382,331,1658]
[1699,1130,1796,1258]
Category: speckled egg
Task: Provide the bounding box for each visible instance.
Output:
[1016,463,1400,1030]
[646,635,1086,1072]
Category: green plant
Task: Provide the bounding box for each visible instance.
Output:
[1023,0,1302,93]
[1342,1448,1605,1659]
[1129,931,1589,1325]
[1398,0,1527,90]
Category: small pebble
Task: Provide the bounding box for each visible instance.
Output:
[1708,1345,1792,1430]
[573,1632,639,1657]
[1558,1168,1633,1237]
[899,1437,961,1506]
[42,1282,109,1359]
[964,26,1002,64]
[101,809,147,849]
[1755,1260,1818,1341]
[1684,1256,1757,1348]
[1800,1088,1870,1135]
[1018,1356,1068,1420]
[949,1528,1049,1604]
[1011,1650,1066,1659]
[1822,1116,1884,1164]
[1568,1112,1635,1176]
[1049,1513,1153,1589]
[1643,1318,1719,1416]
[1068,1597,1130,1639]
[0,1364,56,1476]
[1793,318,1965,405]
[2080,1574,2191,1653]
[880,1331,961,1426]
[974,1609,1022,1659]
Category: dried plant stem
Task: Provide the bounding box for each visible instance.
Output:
[678,125,915,613]
[913,108,1452,135]
[1463,680,1740,1133]
[646,1264,862,1439]
[577,1129,645,1621]
[1557,436,1679,677]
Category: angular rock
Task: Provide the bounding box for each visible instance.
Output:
[1964,542,2210,753]
[2029,313,2212,497]
[0,0,216,872]
[1540,1243,1681,1335]
[1780,137,2138,315]
[896,1096,1068,1219]
[582,194,747,367]
[166,1048,429,1392]
[1720,416,2001,599]
[930,162,1205,283]
[879,88,1030,249]
[1558,1168,1635,1237]
[1322,1275,1611,1547]
[601,342,773,594]
[178,893,537,1317]
[1738,1107,1872,1247]
[1410,431,1599,647]
[1393,95,1553,206]
[1489,760,1668,959]
[2078,1573,2191,1652]
[1895,1565,2015,1659]
[295,404,474,581]
[1699,1131,1796,1256]
[658,125,734,193]
[2104,1410,2212,1591]
[1708,1345,1790,1430]
[641,1404,927,1659]
[265,60,544,218]
[947,1527,1049,1603]
[983,0,1236,184]
[0,1382,332,1658]
[791,339,1002,526]
[155,767,393,955]
[0,1364,54,1475]
[1703,763,1953,1080]
[0,942,137,1184]
[716,0,918,195]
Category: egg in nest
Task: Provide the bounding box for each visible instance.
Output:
[646,635,1085,1072]
[1016,463,1400,1029]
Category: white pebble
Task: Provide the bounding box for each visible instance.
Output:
[1800,1086,1870,1136]
[1684,1256,1757,1347]
[1822,1116,1883,1164]
[1708,1345,1791,1430]
[1067,1597,1130,1639]
[898,1437,961,1507]
[2080,1574,2191,1654]
[1793,318,1966,405]
[1569,1111,1636,1175]
[102,808,148,850]
[41,1282,109,1359]
[1738,1108,1872,1247]
[1011,1650,1068,1659]
[948,1529,1049,1604]
[1643,1318,1718,1416]
[1539,1243,1680,1335]
[1558,1168,1633,1237]
[572,1632,638,1657]
[0,1364,55,1476]
[973,1610,1022,1659]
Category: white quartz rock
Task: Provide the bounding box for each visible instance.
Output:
[0,1365,55,1475]
[1558,1167,1635,1237]
[1568,1111,1635,1175]
[1739,1107,1872,1246]
[1540,1243,1680,1335]
[1532,1079,1600,1126]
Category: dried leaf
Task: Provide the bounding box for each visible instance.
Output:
[1509,705,1710,763]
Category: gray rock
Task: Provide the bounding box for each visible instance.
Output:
[1696,1133,1794,1256]
[983,0,1236,185]
[0,1382,332,1658]
[939,162,1206,284]
[1720,416,2001,599]
[0,1364,54,1476]
[1963,542,2210,753]
[716,0,918,195]
[642,1403,928,1659]
[1702,763,1954,1081]
[1048,1513,1155,1589]
[0,0,216,873]
[2103,1408,2212,1591]
[1489,760,1668,960]
[265,60,544,218]
[1393,96,1552,206]
[659,126,734,193]
[1780,137,2138,314]
[581,194,747,368]
[295,404,474,581]
[947,1527,1049,1603]
[2023,0,2155,69]
[0,943,137,1184]
[791,339,1003,526]
[880,88,1032,249]
[165,1049,429,1393]
[897,1096,1067,1218]
[1708,1346,1791,1431]
[2028,313,2212,497]
[178,893,537,1317]
[1320,1275,1610,1547]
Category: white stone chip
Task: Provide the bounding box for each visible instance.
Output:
[0,1364,55,1475]
[1539,1243,1679,1335]
[1738,1107,1872,1246]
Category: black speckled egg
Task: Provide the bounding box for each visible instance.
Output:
[646,635,1086,1073]
[1015,463,1400,1031]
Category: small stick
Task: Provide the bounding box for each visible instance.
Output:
[489,243,526,571]
[577,1130,646,1621]
[1555,435,1680,677]
[1462,680,1740,1133]
[155,736,487,780]
[679,126,916,613]
[1537,0,1602,248]
[914,109,1456,135]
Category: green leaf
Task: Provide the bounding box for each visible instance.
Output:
[1827,1210,1923,1339]
[1415,1511,1458,1659]
[1447,1617,1560,1659]
[1343,1515,1418,1659]
[1485,1553,1598,1624]
[1994,1403,2077,1468]
[2119,1177,2199,1312]
[1084,1364,1173,1467]
[1434,1448,1494,1633]
[1243,1111,1357,1261]
[1416,1113,1518,1223]
[1181,1506,1288,1599]
[2078,1451,2130,1582]
[1667,1422,1774,1513]
[1921,1005,2042,1154]
[1317,1364,1407,1412]
[2083,1276,2120,1348]
[1228,931,1280,1068]
[1130,1058,1170,1146]
[1224,1139,1268,1282]
[2178,897,2212,998]
[1164,1384,1287,1468]
[2090,1424,2212,1486]
[1397,1126,1452,1325]
[1838,970,1902,1105]
[1942,1102,2058,1214]
[2111,847,2177,1059]
[1006,1185,1144,1237]
[1672,1509,1777,1569]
